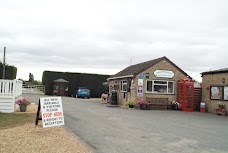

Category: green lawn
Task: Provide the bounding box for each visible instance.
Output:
[0,113,36,130]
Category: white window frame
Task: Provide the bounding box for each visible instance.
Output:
[146,80,174,94]
[121,80,127,92]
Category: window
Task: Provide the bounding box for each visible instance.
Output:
[121,80,127,92]
[146,80,174,94]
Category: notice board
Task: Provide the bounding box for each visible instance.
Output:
[40,97,65,128]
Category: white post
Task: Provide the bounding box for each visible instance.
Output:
[19,80,22,98]
[12,79,16,112]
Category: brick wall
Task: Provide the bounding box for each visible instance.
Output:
[109,80,130,106]
[134,59,188,103]
[202,73,228,113]
[110,59,189,106]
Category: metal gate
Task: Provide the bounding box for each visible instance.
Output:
[22,84,45,94]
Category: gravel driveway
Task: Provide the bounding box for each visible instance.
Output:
[24,94,228,153]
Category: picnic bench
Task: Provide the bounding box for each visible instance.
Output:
[145,97,172,110]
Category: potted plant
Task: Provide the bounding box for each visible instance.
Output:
[126,99,136,108]
[137,99,146,110]
[15,97,31,112]
[216,103,227,116]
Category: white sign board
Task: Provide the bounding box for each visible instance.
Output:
[154,70,174,78]
[40,97,65,128]
[130,86,135,90]
[137,85,143,96]
[138,79,143,86]
[137,79,143,96]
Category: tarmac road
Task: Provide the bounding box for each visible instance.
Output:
[24,94,228,153]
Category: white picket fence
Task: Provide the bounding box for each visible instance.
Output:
[0,79,23,113]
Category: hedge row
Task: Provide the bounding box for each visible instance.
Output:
[42,71,110,97]
[0,63,17,79]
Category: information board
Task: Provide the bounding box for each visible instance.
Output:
[139,73,144,79]
[210,86,223,100]
[224,87,228,100]
[137,79,143,96]
[40,97,65,128]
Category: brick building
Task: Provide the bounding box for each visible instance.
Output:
[202,68,228,113]
[107,56,191,106]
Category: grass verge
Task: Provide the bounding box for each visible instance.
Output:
[0,113,36,130]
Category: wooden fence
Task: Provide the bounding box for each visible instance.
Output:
[0,79,23,113]
[194,87,202,111]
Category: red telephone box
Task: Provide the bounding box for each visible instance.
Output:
[177,79,194,112]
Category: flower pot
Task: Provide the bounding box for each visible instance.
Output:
[172,104,179,110]
[140,104,146,110]
[20,104,27,112]
[129,105,134,108]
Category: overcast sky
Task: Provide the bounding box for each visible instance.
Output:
[0,0,227,82]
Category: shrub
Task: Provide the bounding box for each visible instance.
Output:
[15,97,31,105]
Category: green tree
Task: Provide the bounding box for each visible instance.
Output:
[29,73,34,82]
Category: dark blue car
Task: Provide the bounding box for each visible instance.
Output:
[73,87,90,99]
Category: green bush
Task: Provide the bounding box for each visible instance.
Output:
[126,99,136,106]
[42,71,110,98]
[0,63,17,79]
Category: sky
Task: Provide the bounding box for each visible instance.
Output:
[0,0,228,82]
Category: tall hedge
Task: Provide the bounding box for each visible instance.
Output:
[0,63,17,79]
[42,71,110,97]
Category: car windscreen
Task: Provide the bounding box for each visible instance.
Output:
[79,89,90,92]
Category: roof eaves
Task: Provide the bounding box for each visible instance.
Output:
[202,69,228,76]
[107,75,134,81]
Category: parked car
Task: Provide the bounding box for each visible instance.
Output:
[73,87,90,99]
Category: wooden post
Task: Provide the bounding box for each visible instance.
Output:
[35,99,42,125]
[2,47,6,79]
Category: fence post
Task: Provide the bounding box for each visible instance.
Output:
[12,79,16,112]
